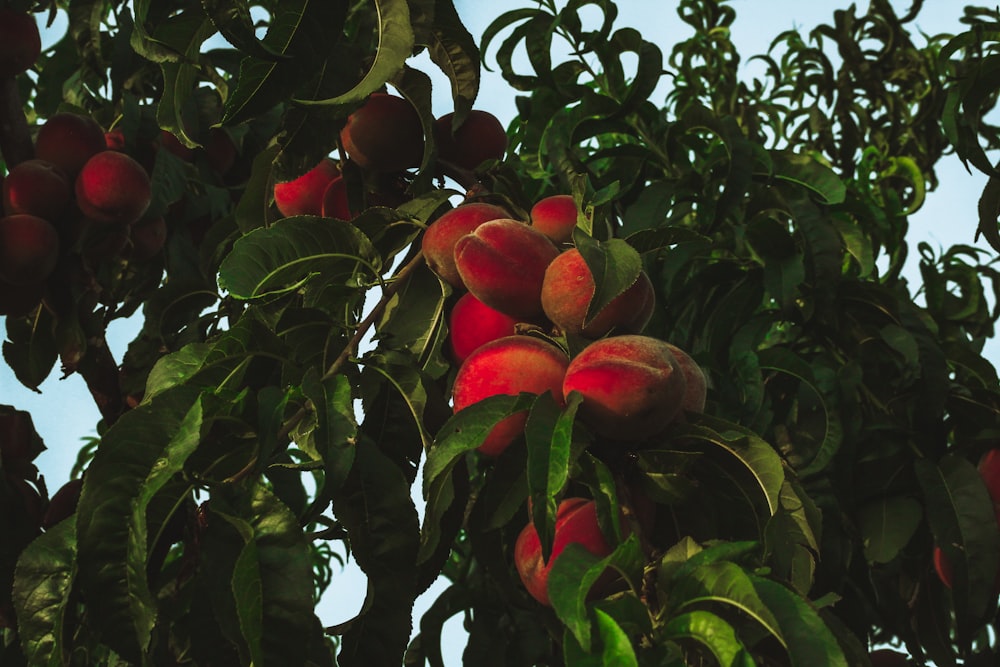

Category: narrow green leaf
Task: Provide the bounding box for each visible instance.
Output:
[300,371,358,520]
[766,151,846,205]
[858,496,922,564]
[201,0,288,60]
[660,610,754,667]
[573,233,643,327]
[750,577,848,667]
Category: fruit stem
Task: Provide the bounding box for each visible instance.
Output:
[0,76,33,167]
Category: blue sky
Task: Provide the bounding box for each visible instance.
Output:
[1,2,992,662]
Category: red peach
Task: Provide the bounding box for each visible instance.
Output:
[530,195,580,244]
[454,218,560,320]
[664,343,707,414]
[540,248,655,338]
[3,159,72,221]
[452,335,569,457]
[563,335,687,440]
[447,292,521,365]
[340,93,424,173]
[42,478,84,530]
[0,9,40,78]
[75,150,152,226]
[0,214,60,285]
[433,110,507,171]
[321,175,353,220]
[274,158,339,218]
[514,498,618,606]
[125,216,167,261]
[159,129,195,161]
[420,202,510,289]
[35,113,107,178]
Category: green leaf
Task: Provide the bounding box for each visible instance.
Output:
[750,577,848,667]
[858,496,922,564]
[299,371,357,520]
[765,151,846,205]
[218,216,379,300]
[3,308,58,392]
[12,520,77,667]
[201,0,288,61]
[413,0,480,116]
[660,610,754,667]
[155,12,219,147]
[573,233,643,326]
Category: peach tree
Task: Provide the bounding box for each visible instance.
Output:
[2,0,1000,665]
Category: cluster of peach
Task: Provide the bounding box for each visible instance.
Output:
[270,93,508,219]
[933,448,1000,591]
[421,197,708,605]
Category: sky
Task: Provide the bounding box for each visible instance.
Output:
[1,1,994,663]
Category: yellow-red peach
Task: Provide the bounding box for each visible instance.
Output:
[664,343,707,414]
[273,158,339,218]
[75,150,152,226]
[451,335,569,457]
[340,93,423,173]
[563,335,687,440]
[447,292,522,365]
[0,9,40,78]
[35,113,107,178]
[540,248,654,338]
[454,218,560,320]
[514,498,617,606]
[0,214,59,285]
[3,159,71,221]
[530,194,580,244]
[433,110,507,171]
[421,202,509,289]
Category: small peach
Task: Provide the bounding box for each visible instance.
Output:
[530,195,580,244]
[35,113,107,178]
[540,248,654,338]
[75,150,152,226]
[452,335,569,457]
[3,159,72,221]
[321,175,352,220]
[447,292,521,365]
[125,216,167,261]
[0,214,60,285]
[420,202,510,289]
[340,93,424,173]
[433,110,507,171]
[563,335,687,440]
[0,9,40,78]
[664,343,707,414]
[273,158,339,218]
[454,218,560,320]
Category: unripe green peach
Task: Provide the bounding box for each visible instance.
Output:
[75,151,152,226]
[452,335,569,457]
[447,292,522,365]
[563,335,687,440]
[3,159,72,221]
[273,158,339,218]
[0,214,60,285]
[540,248,654,338]
[514,498,617,606]
[35,113,107,178]
[340,93,424,173]
[0,9,40,78]
[420,202,509,289]
[454,218,560,321]
[530,194,580,244]
[664,343,707,414]
[433,110,507,171]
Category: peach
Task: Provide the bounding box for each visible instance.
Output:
[2,159,72,221]
[562,335,687,440]
[447,292,521,365]
[35,112,107,178]
[205,128,237,175]
[273,158,339,218]
[0,214,60,285]
[530,194,580,244]
[454,218,560,320]
[75,150,153,226]
[159,129,195,161]
[340,93,423,173]
[321,175,352,220]
[514,498,617,606]
[664,343,707,414]
[420,202,509,288]
[433,110,507,171]
[42,478,83,529]
[0,9,40,78]
[451,335,569,457]
[540,248,654,338]
[125,216,167,261]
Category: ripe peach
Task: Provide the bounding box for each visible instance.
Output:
[664,343,707,414]
[0,214,60,285]
[125,216,167,261]
[563,335,687,440]
[447,292,521,365]
[75,150,152,226]
[433,110,507,171]
[540,248,654,338]
[3,159,71,221]
[42,478,83,529]
[451,335,569,457]
[321,175,352,220]
[159,129,195,161]
[35,112,107,178]
[0,9,40,78]
[530,194,580,244]
[421,202,509,289]
[340,93,423,173]
[454,218,560,320]
[514,498,618,606]
[273,158,339,218]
